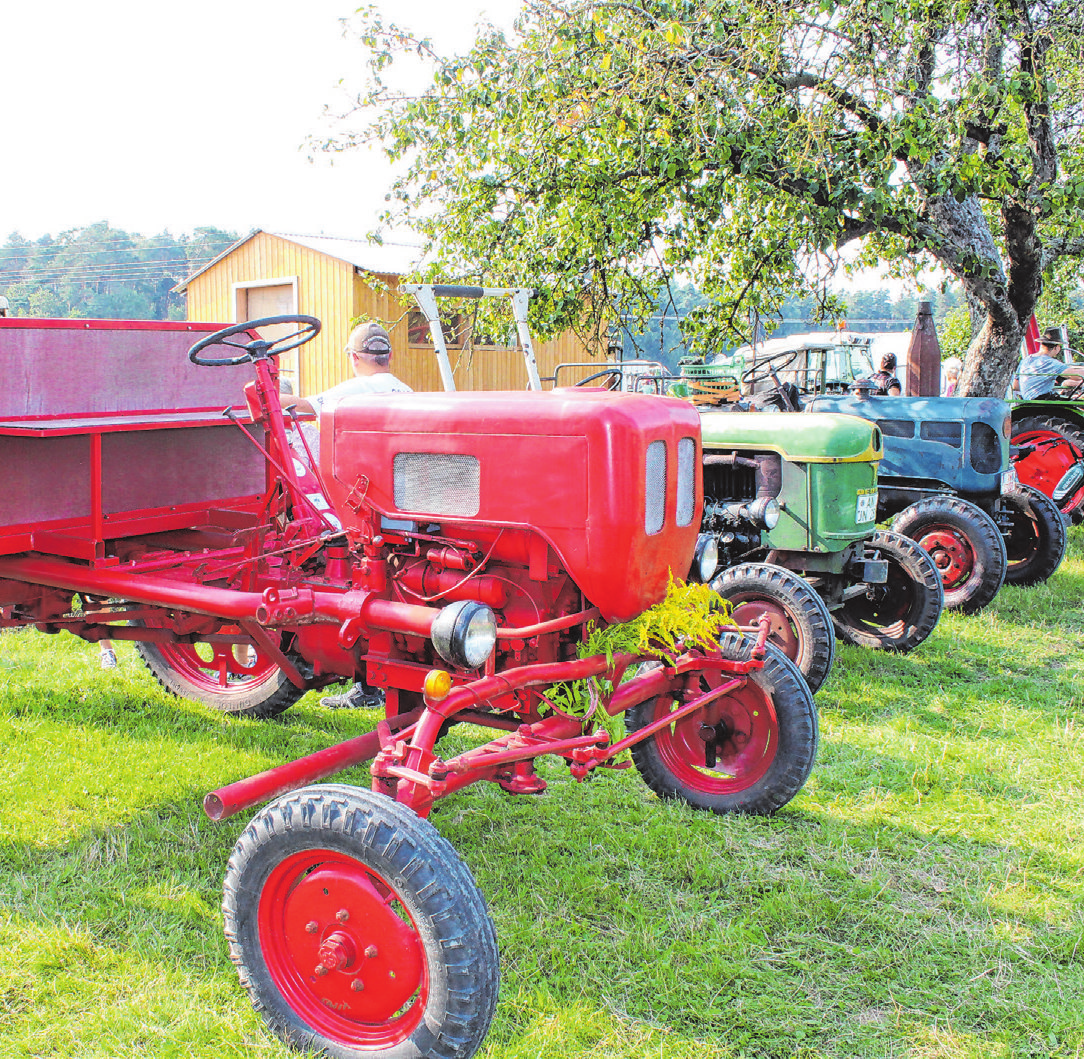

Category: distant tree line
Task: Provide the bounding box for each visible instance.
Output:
[622,282,966,370]
[0,222,238,320]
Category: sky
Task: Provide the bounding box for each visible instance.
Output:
[0,0,522,244]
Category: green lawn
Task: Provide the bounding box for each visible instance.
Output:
[2,528,1083,1058]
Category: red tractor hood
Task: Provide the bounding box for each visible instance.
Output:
[322,389,703,623]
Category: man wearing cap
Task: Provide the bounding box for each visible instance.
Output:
[282,321,411,710]
[1016,326,1084,400]
[283,320,411,418]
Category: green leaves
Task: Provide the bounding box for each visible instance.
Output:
[335,0,1084,368]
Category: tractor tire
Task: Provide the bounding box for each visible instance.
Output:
[1000,484,1068,587]
[135,624,303,719]
[832,530,944,652]
[625,631,817,815]
[223,784,499,1059]
[712,562,835,694]
[1012,413,1084,522]
[893,496,1007,614]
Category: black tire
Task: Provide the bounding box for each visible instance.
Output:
[712,562,835,694]
[893,496,1007,614]
[223,784,499,1059]
[832,529,944,652]
[135,626,303,719]
[625,631,818,815]
[1000,484,1068,586]
[1011,413,1084,522]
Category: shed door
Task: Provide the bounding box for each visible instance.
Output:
[238,283,300,393]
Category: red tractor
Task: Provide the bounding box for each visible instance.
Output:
[0,316,817,1059]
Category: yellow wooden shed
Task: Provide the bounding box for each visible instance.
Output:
[174,230,603,395]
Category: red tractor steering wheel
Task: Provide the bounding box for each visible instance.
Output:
[189,315,321,366]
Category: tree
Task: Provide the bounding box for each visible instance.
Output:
[337,0,1084,396]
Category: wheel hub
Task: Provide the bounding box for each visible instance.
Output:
[918,529,973,588]
[261,853,425,1029]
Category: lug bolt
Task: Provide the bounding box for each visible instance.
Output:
[305,921,319,934]
[365,944,379,959]
[350,978,365,992]
[336,908,350,923]
[314,963,329,977]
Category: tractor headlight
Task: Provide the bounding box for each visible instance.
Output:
[690,534,719,583]
[1053,462,1084,504]
[718,495,781,530]
[748,495,781,530]
[431,600,497,669]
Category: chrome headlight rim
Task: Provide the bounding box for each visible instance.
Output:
[431,600,497,670]
[691,533,720,583]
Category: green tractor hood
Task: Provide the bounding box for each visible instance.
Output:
[700,411,883,463]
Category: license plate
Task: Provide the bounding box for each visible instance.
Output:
[1001,467,1019,492]
[855,491,878,523]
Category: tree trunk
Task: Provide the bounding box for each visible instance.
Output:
[958,311,1024,398]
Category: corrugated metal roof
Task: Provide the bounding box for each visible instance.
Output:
[272,232,424,275]
[172,229,425,292]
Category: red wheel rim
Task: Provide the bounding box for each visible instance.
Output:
[1013,428,1084,514]
[730,598,800,663]
[650,672,778,794]
[914,526,975,589]
[258,848,427,1048]
[156,628,276,692]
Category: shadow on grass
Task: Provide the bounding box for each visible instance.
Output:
[2,761,1082,1059]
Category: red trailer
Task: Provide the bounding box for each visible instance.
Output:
[0,316,817,1059]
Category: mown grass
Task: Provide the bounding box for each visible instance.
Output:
[2,528,1083,1058]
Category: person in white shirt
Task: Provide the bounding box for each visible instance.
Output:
[283,320,412,419]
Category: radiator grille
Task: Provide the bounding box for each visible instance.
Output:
[393,452,480,517]
[702,462,757,502]
[676,437,696,526]
[645,440,667,535]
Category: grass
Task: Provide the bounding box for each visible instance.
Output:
[2,528,1083,1058]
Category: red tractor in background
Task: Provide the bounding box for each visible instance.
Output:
[1011,317,1084,521]
[0,316,818,1059]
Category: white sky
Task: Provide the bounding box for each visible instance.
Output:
[0,0,522,243]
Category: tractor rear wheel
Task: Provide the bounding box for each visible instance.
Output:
[1012,414,1084,522]
[223,784,499,1059]
[625,632,817,815]
[831,530,943,652]
[135,623,303,718]
[1000,484,1067,586]
[893,496,1007,614]
[712,563,835,694]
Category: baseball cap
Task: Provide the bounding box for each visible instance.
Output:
[352,321,392,354]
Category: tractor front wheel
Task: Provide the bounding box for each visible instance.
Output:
[223,784,499,1059]
[1000,484,1068,586]
[893,496,1007,614]
[712,562,835,694]
[625,631,817,815]
[831,530,944,652]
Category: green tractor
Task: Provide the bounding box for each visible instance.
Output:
[699,410,944,693]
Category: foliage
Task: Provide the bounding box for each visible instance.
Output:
[938,304,976,361]
[1,526,1083,1057]
[0,223,238,320]
[336,0,1084,397]
[547,578,734,749]
[1035,255,1084,349]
